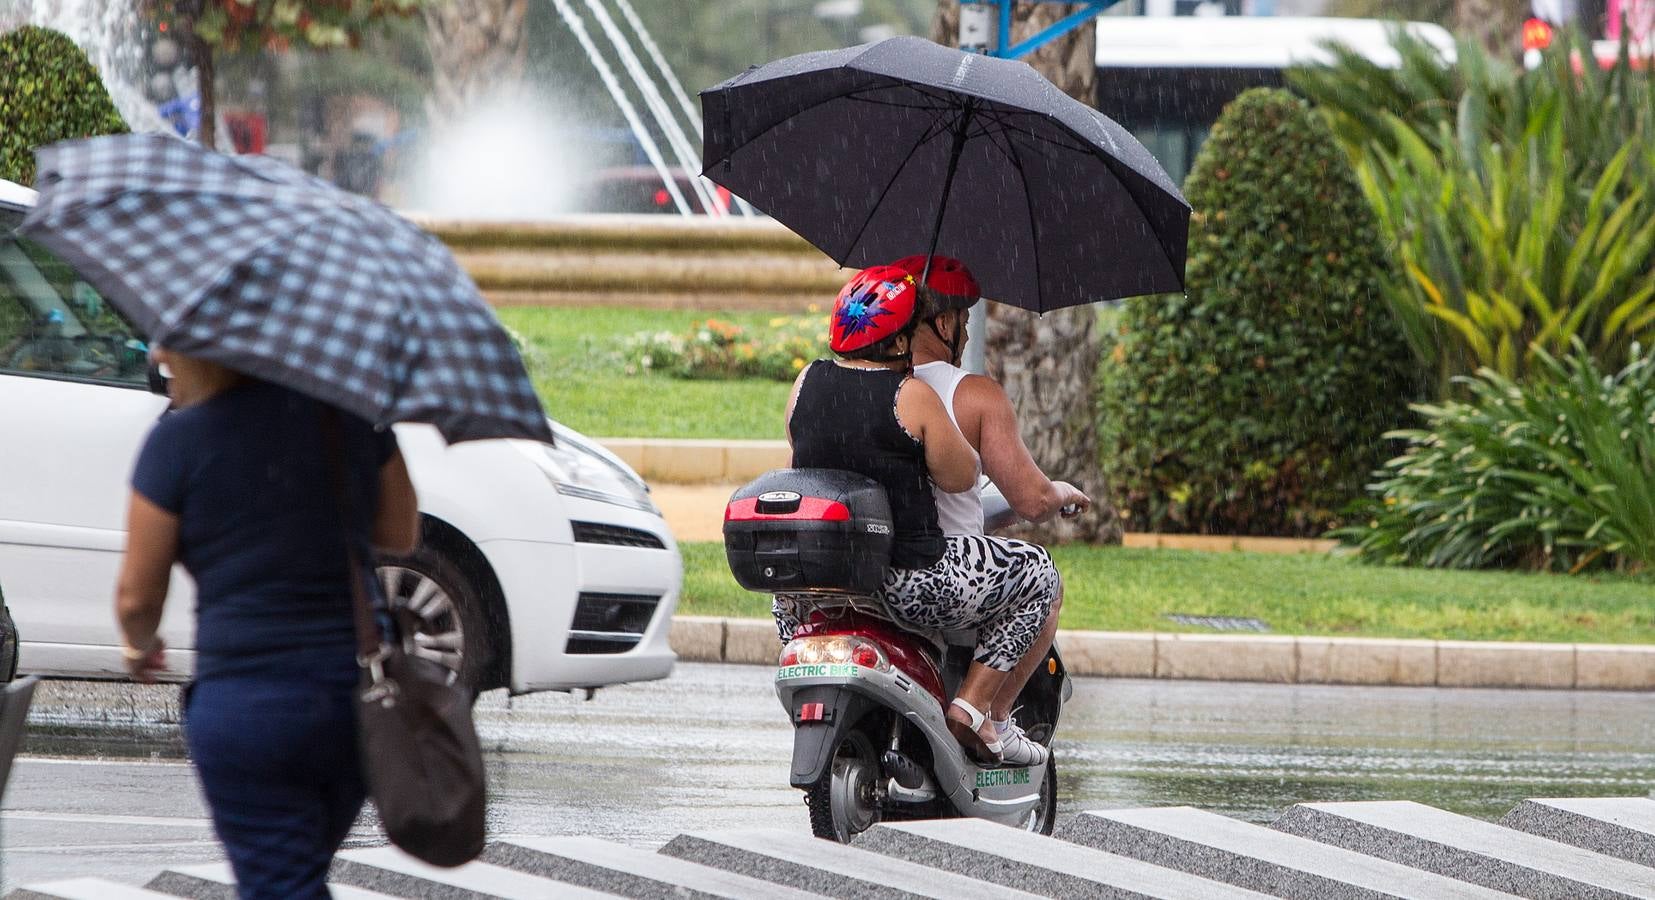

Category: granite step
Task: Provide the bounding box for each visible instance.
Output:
[1498,798,1655,869]
[856,818,1276,900]
[142,864,239,900]
[5,879,181,900]
[659,828,1044,900]
[329,846,622,898]
[484,835,826,899]
[142,863,400,899]
[1273,800,1655,899]
[1059,806,1516,900]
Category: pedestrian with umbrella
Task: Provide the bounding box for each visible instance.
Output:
[703,36,1187,763]
[22,133,544,897]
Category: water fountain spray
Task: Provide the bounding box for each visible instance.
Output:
[581,0,722,216]
[549,0,691,216]
[606,0,755,217]
[20,0,170,134]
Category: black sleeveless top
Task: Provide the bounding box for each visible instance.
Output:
[789,360,944,569]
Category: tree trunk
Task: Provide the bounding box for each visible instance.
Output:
[1452,0,1528,58]
[193,34,215,151]
[168,0,216,150]
[931,4,1120,545]
[422,0,530,130]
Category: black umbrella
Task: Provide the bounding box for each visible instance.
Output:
[701,36,1189,313]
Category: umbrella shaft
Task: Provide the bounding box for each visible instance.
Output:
[920,103,976,288]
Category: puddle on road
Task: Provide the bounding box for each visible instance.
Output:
[20,665,1655,834]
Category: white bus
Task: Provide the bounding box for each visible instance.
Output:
[1094,16,1457,184]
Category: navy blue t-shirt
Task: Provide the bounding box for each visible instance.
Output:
[131,380,397,681]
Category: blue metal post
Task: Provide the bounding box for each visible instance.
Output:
[962,0,1126,60]
[954,0,1124,370]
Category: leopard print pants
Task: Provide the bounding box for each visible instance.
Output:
[772,535,1061,671]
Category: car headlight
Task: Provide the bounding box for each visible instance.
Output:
[517,428,657,514]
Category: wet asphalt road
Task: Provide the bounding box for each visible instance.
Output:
[5,662,1655,890]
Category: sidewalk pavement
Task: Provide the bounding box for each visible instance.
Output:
[668,616,1655,690]
[647,481,1336,552]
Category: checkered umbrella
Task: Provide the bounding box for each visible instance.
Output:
[21,133,552,445]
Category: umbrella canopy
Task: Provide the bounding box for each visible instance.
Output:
[22,134,551,444]
[701,36,1189,313]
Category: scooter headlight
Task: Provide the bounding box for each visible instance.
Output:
[778,635,890,671]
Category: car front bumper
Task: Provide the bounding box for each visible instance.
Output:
[479,535,682,695]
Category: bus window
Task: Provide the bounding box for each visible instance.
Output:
[1093,17,1456,187]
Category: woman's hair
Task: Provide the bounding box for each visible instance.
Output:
[917,285,975,319]
[835,324,914,362]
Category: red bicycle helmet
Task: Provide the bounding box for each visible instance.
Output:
[829,266,920,356]
[892,254,980,309]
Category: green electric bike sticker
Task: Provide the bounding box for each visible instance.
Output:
[776,664,861,680]
[975,768,1032,789]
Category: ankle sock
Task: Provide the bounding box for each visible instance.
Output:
[993,717,1011,736]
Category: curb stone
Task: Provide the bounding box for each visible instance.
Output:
[668,616,1655,690]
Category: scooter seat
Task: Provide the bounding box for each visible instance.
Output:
[941,628,979,648]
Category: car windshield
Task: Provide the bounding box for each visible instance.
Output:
[0,206,148,385]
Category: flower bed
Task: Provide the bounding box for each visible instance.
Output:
[622,312,829,381]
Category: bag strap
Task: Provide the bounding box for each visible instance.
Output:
[320,408,382,664]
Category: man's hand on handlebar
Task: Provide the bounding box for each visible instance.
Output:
[1053,481,1091,519]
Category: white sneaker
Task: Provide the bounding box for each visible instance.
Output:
[995,718,1048,768]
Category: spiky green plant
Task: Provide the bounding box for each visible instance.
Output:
[1292,31,1655,395]
[1337,341,1655,573]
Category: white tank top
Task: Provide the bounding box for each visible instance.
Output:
[913,361,986,535]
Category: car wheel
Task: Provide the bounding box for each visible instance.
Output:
[374,546,491,691]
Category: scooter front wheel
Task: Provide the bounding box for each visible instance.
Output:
[805,728,881,842]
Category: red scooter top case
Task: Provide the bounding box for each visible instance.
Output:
[723,469,894,595]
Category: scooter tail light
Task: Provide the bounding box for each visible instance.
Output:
[776,635,889,671]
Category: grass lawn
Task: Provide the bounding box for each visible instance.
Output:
[496,306,793,439]
[497,304,1123,439]
[678,542,1655,643]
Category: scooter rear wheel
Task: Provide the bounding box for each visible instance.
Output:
[1019,753,1058,835]
[806,728,881,842]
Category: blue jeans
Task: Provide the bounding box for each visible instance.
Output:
[184,672,364,900]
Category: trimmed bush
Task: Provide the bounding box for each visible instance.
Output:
[0,25,128,187]
[1336,341,1654,574]
[1098,88,1416,537]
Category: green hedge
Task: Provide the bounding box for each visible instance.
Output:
[1098,88,1416,537]
[0,26,128,187]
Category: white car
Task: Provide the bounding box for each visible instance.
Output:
[0,178,681,694]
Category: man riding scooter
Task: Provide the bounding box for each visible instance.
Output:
[895,253,1091,752]
[775,263,1076,767]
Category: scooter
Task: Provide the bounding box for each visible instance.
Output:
[723,469,1071,842]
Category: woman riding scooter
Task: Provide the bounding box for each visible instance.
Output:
[779,264,1062,767]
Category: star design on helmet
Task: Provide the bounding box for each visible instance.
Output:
[836,282,900,340]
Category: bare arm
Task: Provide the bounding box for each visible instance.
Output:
[783,365,809,448]
[374,449,419,555]
[115,491,177,682]
[896,377,979,493]
[957,376,1089,523]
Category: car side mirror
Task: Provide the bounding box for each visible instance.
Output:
[146,361,171,397]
